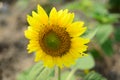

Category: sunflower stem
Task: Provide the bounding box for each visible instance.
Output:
[58,67,61,80]
[66,68,77,80]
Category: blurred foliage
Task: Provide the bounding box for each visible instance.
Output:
[16,0,29,10]
[95,24,113,44]
[114,27,120,42]
[72,54,95,70]
[109,0,120,7]
[109,0,120,13]
[61,71,75,80]
[101,39,113,56]
[83,71,107,80]
[63,0,119,58]
[17,62,55,80]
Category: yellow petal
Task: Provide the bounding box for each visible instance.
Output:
[71,37,90,45]
[71,37,89,53]
[62,54,74,67]
[27,41,40,53]
[24,27,39,40]
[37,5,48,25]
[61,13,74,27]
[66,21,86,37]
[54,57,63,68]
[70,45,88,58]
[69,49,81,58]
[58,9,74,27]
[43,55,54,67]
[32,11,38,18]
[27,15,40,27]
[35,50,44,62]
[31,11,43,25]
[58,9,68,19]
[27,5,48,27]
[71,45,88,53]
[49,7,58,25]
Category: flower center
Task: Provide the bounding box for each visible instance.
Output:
[44,31,61,50]
[39,25,71,57]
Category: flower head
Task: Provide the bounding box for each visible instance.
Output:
[25,5,89,68]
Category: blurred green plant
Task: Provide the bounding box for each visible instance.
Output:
[109,0,120,8]
[83,71,107,80]
[17,54,95,80]
[72,54,95,70]
[114,27,120,42]
[16,0,29,10]
[63,0,119,58]
[17,62,54,80]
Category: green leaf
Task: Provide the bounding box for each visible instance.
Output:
[17,62,44,80]
[17,68,31,80]
[63,0,92,12]
[27,62,45,80]
[95,24,113,44]
[17,62,54,80]
[90,49,102,59]
[61,71,75,80]
[84,71,107,80]
[63,1,81,10]
[72,54,95,70]
[101,39,113,56]
[36,67,54,80]
[114,27,120,42]
[83,27,98,40]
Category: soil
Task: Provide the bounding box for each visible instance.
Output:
[0,1,35,80]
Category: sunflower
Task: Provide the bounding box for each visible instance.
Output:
[25,5,89,68]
